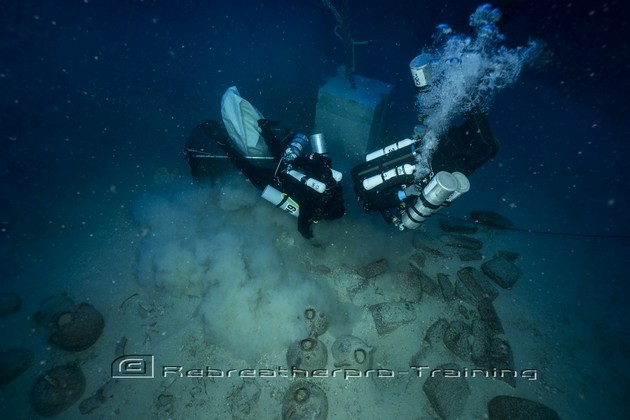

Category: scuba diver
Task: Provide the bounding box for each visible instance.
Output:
[351,112,499,230]
[351,3,538,231]
[185,87,345,239]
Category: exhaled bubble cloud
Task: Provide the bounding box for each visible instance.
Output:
[411,4,543,179]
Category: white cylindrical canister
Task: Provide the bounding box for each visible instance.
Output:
[286,170,326,193]
[261,185,299,217]
[365,138,415,161]
[362,164,415,191]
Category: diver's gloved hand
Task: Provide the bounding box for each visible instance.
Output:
[404,184,422,197]
[298,225,314,239]
[258,118,271,131]
[257,118,287,158]
[297,217,314,239]
[296,202,316,239]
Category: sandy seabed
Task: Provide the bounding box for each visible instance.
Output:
[1,157,627,420]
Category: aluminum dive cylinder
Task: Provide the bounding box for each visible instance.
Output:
[309,132,343,182]
[283,134,309,162]
[401,171,469,229]
[448,172,470,202]
[309,133,328,155]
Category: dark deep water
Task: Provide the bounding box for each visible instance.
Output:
[1,1,628,418]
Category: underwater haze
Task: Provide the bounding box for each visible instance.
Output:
[1,0,628,419]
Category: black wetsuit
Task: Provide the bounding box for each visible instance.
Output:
[187,119,345,239]
[351,113,499,217]
[430,113,500,176]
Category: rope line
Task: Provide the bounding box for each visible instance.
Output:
[438,214,630,240]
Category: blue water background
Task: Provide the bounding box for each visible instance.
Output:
[1,0,628,418]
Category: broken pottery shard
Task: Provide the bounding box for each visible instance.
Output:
[454,279,477,306]
[408,252,426,270]
[440,234,483,250]
[346,278,368,297]
[488,338,516,388]
[443,321,472,361]
[457,250,483,261]
[412,234,447,257]
[481,256,521,289]
[477,299,504,334]
[413,319,448,366]
[470,319,493,368]
[436,273,454,301]
[227,379,261,418]
[369,301,416,335]
[423,363,471,420]
[423,318,449,347]
[356,258,388,279]
[115,336,127,359]
[417,270,440,297]
[400,270,423,303]
[438,218,478,234]
[457,304,471,320]
[457,267,498,302]
[469,210,513,229]
[79,379,117,415]
[488,396,561,420]
[497,250,519,263]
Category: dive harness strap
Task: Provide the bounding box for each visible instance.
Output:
[404,192,443,223]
